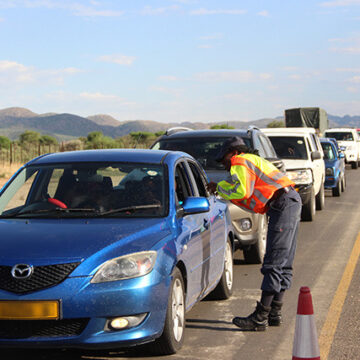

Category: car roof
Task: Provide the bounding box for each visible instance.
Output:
[27,149,189,166]
[324,128,356,132]
[261,127,317,136]
[159,129,250,139]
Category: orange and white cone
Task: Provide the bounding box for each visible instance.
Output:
[292,286,320,360]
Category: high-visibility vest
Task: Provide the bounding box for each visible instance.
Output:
[217,153,294,214]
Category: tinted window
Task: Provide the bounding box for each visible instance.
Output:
[188,161,208,197]
[259,134,277,158]
[324,132,354,141]
[268,136,308,160]
[157,137,251,170]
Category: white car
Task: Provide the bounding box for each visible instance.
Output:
[261,127,325,221]
[323,128,360,169]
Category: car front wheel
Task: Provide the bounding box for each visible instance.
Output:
[316,183,325,210]
[152,267,185,355]
[301,188,316,221]
[332,180,341,197]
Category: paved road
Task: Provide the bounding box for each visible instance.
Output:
[2,165,360,360]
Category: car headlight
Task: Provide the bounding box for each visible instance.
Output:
[91,251,157,283]
[286,169,313,185]
[326,168,334,176]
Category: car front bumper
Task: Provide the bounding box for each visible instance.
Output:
[0,273,169,349]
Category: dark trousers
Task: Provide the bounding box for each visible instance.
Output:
[261,188,302,293]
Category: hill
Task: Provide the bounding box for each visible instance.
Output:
[0,107,359,141]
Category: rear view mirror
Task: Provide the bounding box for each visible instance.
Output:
[311,151,322,161]
[339,152,345,159]
[181,197,210,216]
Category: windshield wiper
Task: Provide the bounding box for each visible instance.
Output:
[0,207,97,218]
[99,204,161,216]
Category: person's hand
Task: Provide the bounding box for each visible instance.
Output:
[206,182,218,194]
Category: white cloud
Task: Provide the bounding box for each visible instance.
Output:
[199,33,223,40]
[320,0,360,7]
[347,86,358,92]
[282,66,298,71]
[194,70,271,82]
[288,74,302,80]
[257,10,269,17]
[349,75,360,82]
[198,44,213,49]
[0,60,82,85]
[331,46,360,53]
[98,54,136,66]
[141,5,180,15]
[159,75,178,81]
[0,1,124,17]
[336,67,360,72]
[190,8,247,15]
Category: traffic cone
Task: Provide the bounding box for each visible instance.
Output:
[292,286,320,360]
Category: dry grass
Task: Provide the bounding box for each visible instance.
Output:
[0,163,22,188]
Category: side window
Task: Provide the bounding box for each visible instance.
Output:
[175,163,192,205]
[259,135,277,158]
[309,134,319,151]
[188,161,208,197]
[252,134,266,157]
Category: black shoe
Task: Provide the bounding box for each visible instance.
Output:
[232,302,271,331]
[268,300,283,326]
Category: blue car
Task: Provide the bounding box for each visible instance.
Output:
[320,138,346,196]
[0,149,234,354]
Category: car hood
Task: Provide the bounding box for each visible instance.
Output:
[281,159,312,171]
[0,218,171,268]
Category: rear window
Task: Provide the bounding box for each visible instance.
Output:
[154,137,251,170]
[267,136,308,160]
[324,132,354,141]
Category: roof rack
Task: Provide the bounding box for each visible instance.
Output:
[165,127,193,136]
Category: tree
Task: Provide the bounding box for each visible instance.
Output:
[210,124,235,129]
[0,135,11,149]
[267,120,285,128]
[19,130,41,145]
[39,135,58,145]
[85,131,116,149]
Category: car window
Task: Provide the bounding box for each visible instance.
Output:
[309,134,318,151]
[267,136,308,160]
[0,163,167,218]
[321,143,336,160]
[252,134,266,158]
[155,136,251,171]
[324,132,354,141]
[175,162,193,205]
[259,134,277,158]
[188,161,208,197]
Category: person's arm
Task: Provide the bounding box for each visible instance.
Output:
[216,165,254,201]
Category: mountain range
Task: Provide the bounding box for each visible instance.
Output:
[0,107,358,141]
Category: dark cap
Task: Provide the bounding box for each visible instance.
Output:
[216,136,246,162]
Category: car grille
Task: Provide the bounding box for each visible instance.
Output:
[0,262,81,294]
[0,319,89,339]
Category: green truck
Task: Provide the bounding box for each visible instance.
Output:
[285,107,329,135]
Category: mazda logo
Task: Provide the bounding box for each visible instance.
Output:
[11,264,33,279]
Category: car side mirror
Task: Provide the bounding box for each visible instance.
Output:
[339,152,345,159]
[180,197,210,216]
[311,151,322,161]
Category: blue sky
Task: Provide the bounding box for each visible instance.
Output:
[1,0,360,123]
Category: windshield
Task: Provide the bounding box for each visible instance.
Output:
[324,132,354,141]
[154,137,251,170]
[0,162,167,218]
[321,143,336,160]
[268,136,308,160]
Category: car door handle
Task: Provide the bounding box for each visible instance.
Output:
[218,210,224,219]
[203,219,210,230]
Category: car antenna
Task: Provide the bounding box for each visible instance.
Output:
[133,133,143,149]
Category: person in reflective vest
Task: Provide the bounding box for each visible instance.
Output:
[207,136,302,331]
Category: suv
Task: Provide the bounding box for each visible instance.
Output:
[261,127,325,221]
[323,128,360,169]
[151,127,285,264]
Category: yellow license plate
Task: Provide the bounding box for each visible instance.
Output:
[0,300,59,320]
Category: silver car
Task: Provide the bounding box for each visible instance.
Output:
[151,126,285,264]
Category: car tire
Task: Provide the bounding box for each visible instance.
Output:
[332,180,341,197]
[152,267,185,355]
[315,182,325,210]
[209,237,234,300]
[301,188,316,221]
[243,214,268,264]
[351,161,358,169]
[341,175,346,192]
